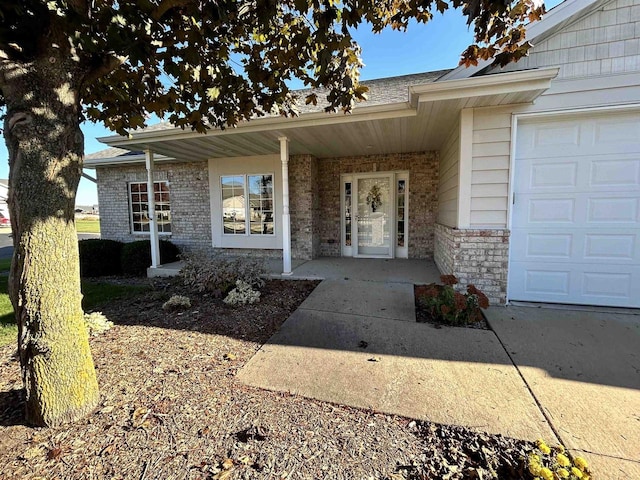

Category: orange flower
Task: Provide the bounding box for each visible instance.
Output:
[476,291,490,309]
[454,292,467,311]
[440,275,458,286]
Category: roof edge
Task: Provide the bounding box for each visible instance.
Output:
[409,67,559,103]
[438,0,611,81]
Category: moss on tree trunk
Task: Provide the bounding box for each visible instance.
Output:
[3,56,99,426]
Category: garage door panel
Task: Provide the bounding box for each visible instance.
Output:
[582,271,632,299]
[593,117,640,146]
[512,229,638,265]
[509,262,640,307]
[587,197,638,223]
[584,234,637,261]
[518,115,640,159]
[531,162,579,189]
[589,157,640,187]
[510,111,640,307]
[528,198,576,223]
[517,192,639,228]
[517,154,640,193]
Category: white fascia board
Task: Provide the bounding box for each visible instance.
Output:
[98,102,416,148]
[83,153,175,168]
[409,68,559,104]
[439,0,608,81]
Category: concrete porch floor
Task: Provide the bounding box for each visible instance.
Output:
[149,257,442,285]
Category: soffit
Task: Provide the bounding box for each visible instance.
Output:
[86,69,557,166]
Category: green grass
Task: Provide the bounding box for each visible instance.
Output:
[0,276,149,348]
[76,219,101,234]
[0,276,16,348]
[81,282,148,310]
[0,258,11,273]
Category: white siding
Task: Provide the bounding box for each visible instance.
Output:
[437,116,460,227]
[496,0,640,79]
[470,108,512,227]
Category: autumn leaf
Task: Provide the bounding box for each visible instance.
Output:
[132,407,152,428]
[47,447,63,461]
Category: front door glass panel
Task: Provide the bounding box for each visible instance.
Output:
[356,176,391,256]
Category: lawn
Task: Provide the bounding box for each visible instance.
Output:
[0,276,148,348]
[75,218,101,234]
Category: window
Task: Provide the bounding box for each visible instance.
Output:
[221,174,274,236]
[129,181,171,234]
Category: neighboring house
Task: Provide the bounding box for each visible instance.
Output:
[85,0,640,308]
[0,179,10,225]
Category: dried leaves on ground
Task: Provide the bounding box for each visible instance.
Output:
[1,279,541,479]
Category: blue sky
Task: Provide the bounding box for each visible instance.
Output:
[1,1,562,205]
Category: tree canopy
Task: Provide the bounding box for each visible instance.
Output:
[1,0,544,134]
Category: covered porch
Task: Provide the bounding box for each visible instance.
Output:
[149,257,441,285]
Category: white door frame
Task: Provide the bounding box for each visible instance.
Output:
[341,171,409,259]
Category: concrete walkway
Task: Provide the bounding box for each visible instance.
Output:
[238,260,640,478]
[486,306,640,479]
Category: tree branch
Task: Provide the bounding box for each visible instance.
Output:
[82,53,127,86]
[151,0,193,20]
[66,0,90,17]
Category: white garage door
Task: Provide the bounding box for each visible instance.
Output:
[509,110,640,307]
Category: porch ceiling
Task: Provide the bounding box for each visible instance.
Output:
[90,68,558,165]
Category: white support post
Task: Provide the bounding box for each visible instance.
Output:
[145,150,161,269]
[279,136,292,276]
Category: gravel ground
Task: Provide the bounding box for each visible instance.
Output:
[0,279,573,480]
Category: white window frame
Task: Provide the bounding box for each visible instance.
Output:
[220,173,276,237]
[209,155,283,250]
[128,180,172,236]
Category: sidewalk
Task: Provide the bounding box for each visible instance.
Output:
[238,262,640,479]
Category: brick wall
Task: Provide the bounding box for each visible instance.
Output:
[434,223,510,305]
[98,152,439,261]
[289,154,319,260]
[96,161,211,251]
[316,152,439,258]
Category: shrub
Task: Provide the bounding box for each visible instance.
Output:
[224,280,261,305]
[180,252,266,297]
[526,439,591,480]
[162,294,191,311]
[120,240,181,276]
[416,275,489,326]
[79,239,124,277]
[84,311,114,336]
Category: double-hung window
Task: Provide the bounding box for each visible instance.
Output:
[221,174,274,235]
[129,181,171,234]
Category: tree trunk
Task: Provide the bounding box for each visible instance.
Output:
[2,56,99,427]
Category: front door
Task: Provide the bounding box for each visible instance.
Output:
[354,175,393,257]
[341,172,408,258]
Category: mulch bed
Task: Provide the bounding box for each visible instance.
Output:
[414,284,490,330]
[0,279,539,479]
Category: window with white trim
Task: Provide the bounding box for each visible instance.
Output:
[221,174,274,235]
[129,181,171,234]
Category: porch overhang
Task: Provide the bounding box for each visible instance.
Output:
[86,68,558,166]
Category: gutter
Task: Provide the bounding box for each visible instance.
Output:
[98,101,416,147]
[409,68,559,105]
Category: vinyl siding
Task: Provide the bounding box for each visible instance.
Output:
[470,108,511,227]
[495,0,640,79]
[437,116,460,227]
